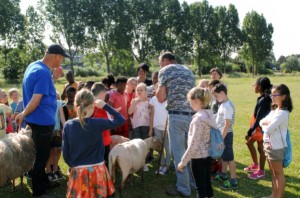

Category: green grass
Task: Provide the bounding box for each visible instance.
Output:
[1,75,300,197]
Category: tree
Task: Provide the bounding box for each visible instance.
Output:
[280,55,299,73]
[189,0,218,76]
[215,4,242,73]
[240,11,273,75]
[41,0,88,73]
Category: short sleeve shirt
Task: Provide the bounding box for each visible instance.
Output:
[108,90,128,119]
[216,100,235,133]
[158,64,195,111]
[23,61,57,125]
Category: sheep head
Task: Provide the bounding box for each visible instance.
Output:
[18,126,32,137]
[144,136,161,152]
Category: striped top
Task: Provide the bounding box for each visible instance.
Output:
[216,100,235,133]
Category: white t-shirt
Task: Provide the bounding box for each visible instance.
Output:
[149,96,168,131]
[0,104,12,137]
[216,100,235,133]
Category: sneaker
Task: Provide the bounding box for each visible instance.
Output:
[244,163,259,172]
[155,166,164,174]
[220,180,237,190]
[143,164,149,172]
[54,171,64,180]
[248,170,265,180]
[47,173,57,182]
[165,186,190,197]
[159,167,168,175]
[213,174,228,182]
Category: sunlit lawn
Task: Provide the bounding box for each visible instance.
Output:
[0,74,299,197]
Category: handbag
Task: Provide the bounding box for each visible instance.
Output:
[280,128,292,168]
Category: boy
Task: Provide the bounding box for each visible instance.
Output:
[212,83,237,190]
[8,88,20,114]
[108,76,129,138]
[91,82,111,166]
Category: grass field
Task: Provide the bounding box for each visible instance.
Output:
[0,74,299,198]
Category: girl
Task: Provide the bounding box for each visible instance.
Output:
[245,77,272,180]
[62,89,125,198]
[178,87,217,198]
[128,83,150,140]
[260,84,293,198]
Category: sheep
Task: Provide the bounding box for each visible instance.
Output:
[110,135,130,150]
[0,126,35,188]
[109,136,161,197]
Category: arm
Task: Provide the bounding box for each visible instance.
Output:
[263,111,288,135]
[52,66,63,82]
[15,94,43,125]
[148,104,154,137]
[222,119,231,139]
[60,106,66,125]
[128,98,141,115]
[156,85,167,103]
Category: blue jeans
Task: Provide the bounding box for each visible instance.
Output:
[168,114,194,196]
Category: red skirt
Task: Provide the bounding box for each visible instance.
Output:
[67,162,115,198]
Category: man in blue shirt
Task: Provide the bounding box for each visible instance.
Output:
[16,44,69,198]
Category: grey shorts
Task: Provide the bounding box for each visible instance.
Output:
[222,132,234,161]
[264,142,284,161]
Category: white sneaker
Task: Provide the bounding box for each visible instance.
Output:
[159,167,168,175]
[155,166,164,174]
[143,164,149,172]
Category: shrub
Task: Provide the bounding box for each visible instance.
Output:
[259,68,274,75]
[74,66,101,77]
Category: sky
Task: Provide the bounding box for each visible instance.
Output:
[20,0,300,60]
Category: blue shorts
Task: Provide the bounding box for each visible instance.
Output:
[222,132,234,161]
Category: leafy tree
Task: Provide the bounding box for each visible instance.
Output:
[280,56,299,73]
[41,0,88,73]
[240,11,273,75]
[189,0,218,76]
[215,4,242,73]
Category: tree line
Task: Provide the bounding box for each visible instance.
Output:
[1,0,298,81]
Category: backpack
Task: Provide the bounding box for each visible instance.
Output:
[282,129,292,168]
[208,127,225,159]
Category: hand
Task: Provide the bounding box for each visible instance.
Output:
[53,66,63,81]
[95,99,106,109]
[15,112,25,126]
[177,162,184,172]
[115,107,122,112]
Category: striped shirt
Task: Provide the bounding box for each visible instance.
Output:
[216,100,235,133]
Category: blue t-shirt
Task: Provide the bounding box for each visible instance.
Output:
[62,104,125,167]
[23,61,57,125]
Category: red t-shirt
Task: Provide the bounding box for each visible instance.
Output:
[92,106,111,146]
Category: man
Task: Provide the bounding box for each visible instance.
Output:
[16,44,69,198]
[61,70,79,100]
[156,52,196,197]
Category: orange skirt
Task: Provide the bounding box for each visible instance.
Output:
[67,162,115,198]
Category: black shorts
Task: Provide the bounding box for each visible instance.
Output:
[51,130,62,148]
[222,132,234,161]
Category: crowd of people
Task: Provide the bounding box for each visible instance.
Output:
[0,44,293,198]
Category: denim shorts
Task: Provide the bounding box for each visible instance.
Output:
[263,142,284,161]
[222,132,234,161]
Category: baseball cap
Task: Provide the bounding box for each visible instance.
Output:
[47,44,70,58]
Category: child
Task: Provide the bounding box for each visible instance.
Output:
[178,87,216,198]
[126,77,137,108]
[62,89,125,198]
[149,88,170,175]
[0,90,14,133]
[0,90,12,137]
[61,86,77,124]
[212,83,237,189]
[8,88,19,114]
[198,79,209,88]
[245,77,272,180]
[46,92,65,181]
[147,71,159,100]
[91,82,111,166]
[128,83,150,140]
[108,76,129,138]
[61,71,78,100]
[260,84,293,198]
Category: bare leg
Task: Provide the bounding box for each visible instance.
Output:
[257,141,266,170]
[52,148,61,172]
[269,160,285,198]
[46,149,54,173]
[228,161,237,179]
[246,136,258,165]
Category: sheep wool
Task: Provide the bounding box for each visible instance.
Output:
[0,127,35,186]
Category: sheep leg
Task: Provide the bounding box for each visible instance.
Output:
[12,179,15,191]
[20,176,23,191]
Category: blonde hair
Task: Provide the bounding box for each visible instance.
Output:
[127,77,137,84]
[187,87,211,109]
[75,89,94,126]
[198,79,209,88]
[8,88,19,97]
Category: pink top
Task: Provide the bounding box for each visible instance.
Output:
[108,90,128,119]
[181,109,217,166]
[131,100,150,129]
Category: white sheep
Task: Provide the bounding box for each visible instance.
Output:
[0,127,35,188]
[109,137,161,197]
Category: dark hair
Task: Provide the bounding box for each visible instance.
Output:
[66,86,76,94]
[138,63,150,72]
[256,77,272,97]
[152,71,159,78]
[272,84,293,112]
[212,83,227,95]
[208,79,221,87]
[91,82,107,96]
[160,52,176,61]
[115,76,128,84]
[101,73,115,88]
[210,67,223,79]
[84,81,95,90]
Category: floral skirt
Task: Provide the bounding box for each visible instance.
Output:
[67,162,115,198]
